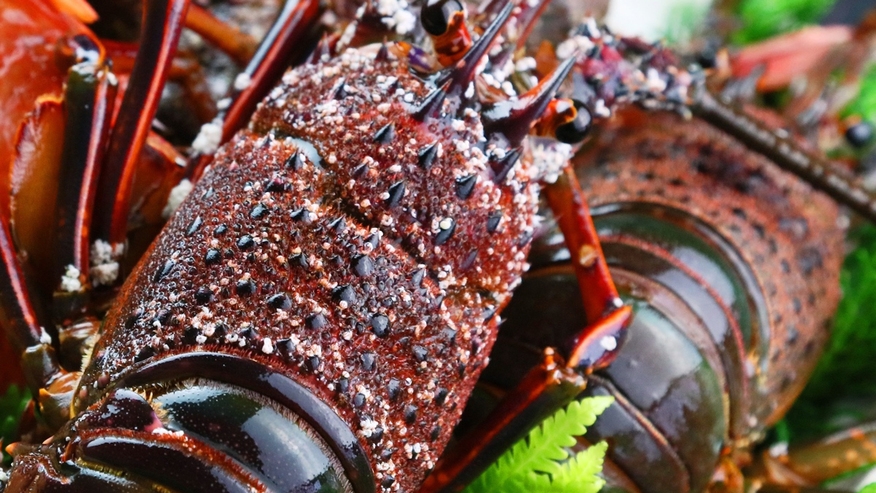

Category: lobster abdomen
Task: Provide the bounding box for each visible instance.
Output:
[481,108,843,492]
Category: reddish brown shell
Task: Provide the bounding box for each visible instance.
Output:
[76,45,541,491]
[576,108,844,438]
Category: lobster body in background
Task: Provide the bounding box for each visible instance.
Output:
[483,107,844,492]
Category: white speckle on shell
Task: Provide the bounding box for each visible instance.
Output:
[599,336,617,351]
[556,34,595,60]
[525,137,572,184]
[191,118,223,155]
[262,338,274,354]
[233,72,252,91]
[61,265,82,293]
[162,179,194,219]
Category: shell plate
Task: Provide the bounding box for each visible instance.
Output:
[75,45,541,491]
[577,109,843,431]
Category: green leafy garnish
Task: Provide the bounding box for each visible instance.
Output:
[1,385,28,464]
[731,0,835,44]
[843,63,876,125]
[860,483,876,493]
[463,396,612,493]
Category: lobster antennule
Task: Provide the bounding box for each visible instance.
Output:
[482,56,577,147]
[92,0,191,248]
[186,0,321,184]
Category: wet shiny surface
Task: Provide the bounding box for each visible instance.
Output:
[156,383,351,492]
[593,297,725,493]
[483,266,726,492]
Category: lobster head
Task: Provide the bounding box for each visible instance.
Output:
[5,2,581,491]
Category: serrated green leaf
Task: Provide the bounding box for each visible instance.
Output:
[550,441,608,492]
[463,396,612,493]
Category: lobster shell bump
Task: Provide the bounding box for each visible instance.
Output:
[74,45,541,491]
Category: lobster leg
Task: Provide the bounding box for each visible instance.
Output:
[542,167,632,370]
[0,196,81,436]
[3,50,111,420]
[187,0,322,181]
[52,36,116,311]
[214,0,322,146]
[91,0,192,249]
[0,213,53,389]
[748,424,876,491]
[184,5,259,66]
[424,166,632,492]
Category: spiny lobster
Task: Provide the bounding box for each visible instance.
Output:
[0,0,874,492]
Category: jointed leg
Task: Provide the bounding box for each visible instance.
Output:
[424,162,631,492]
[92,0,192,247]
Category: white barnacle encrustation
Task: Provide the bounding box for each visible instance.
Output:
[162,178,194,219]
[191,117,223,155]
[523,136,573,184]
[60,265,83,293]
[90,239,123,287]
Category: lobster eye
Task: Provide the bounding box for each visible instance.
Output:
[421,0,465,36]
[555,102,593,144]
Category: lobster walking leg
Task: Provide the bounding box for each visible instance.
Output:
[52,37,115,309]
[423,166,632,492]
[187,0,322,181]
[748,424,876,490]
[0,215,53,388]
[543,167,632,370]
[184,5,259,66]
[0,201,82,436]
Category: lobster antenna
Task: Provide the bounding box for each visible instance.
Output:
[435,0,514,95]
[482,56,577,147]
[691,89,876,224]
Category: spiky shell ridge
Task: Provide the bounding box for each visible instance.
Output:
[76,45,541,491]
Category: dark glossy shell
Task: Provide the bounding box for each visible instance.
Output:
[74,45,541,492]
[481,108,844,492]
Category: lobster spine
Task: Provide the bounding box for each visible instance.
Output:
[73,45,542,492]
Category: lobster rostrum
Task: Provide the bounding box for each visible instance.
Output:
[2,0,876,492]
